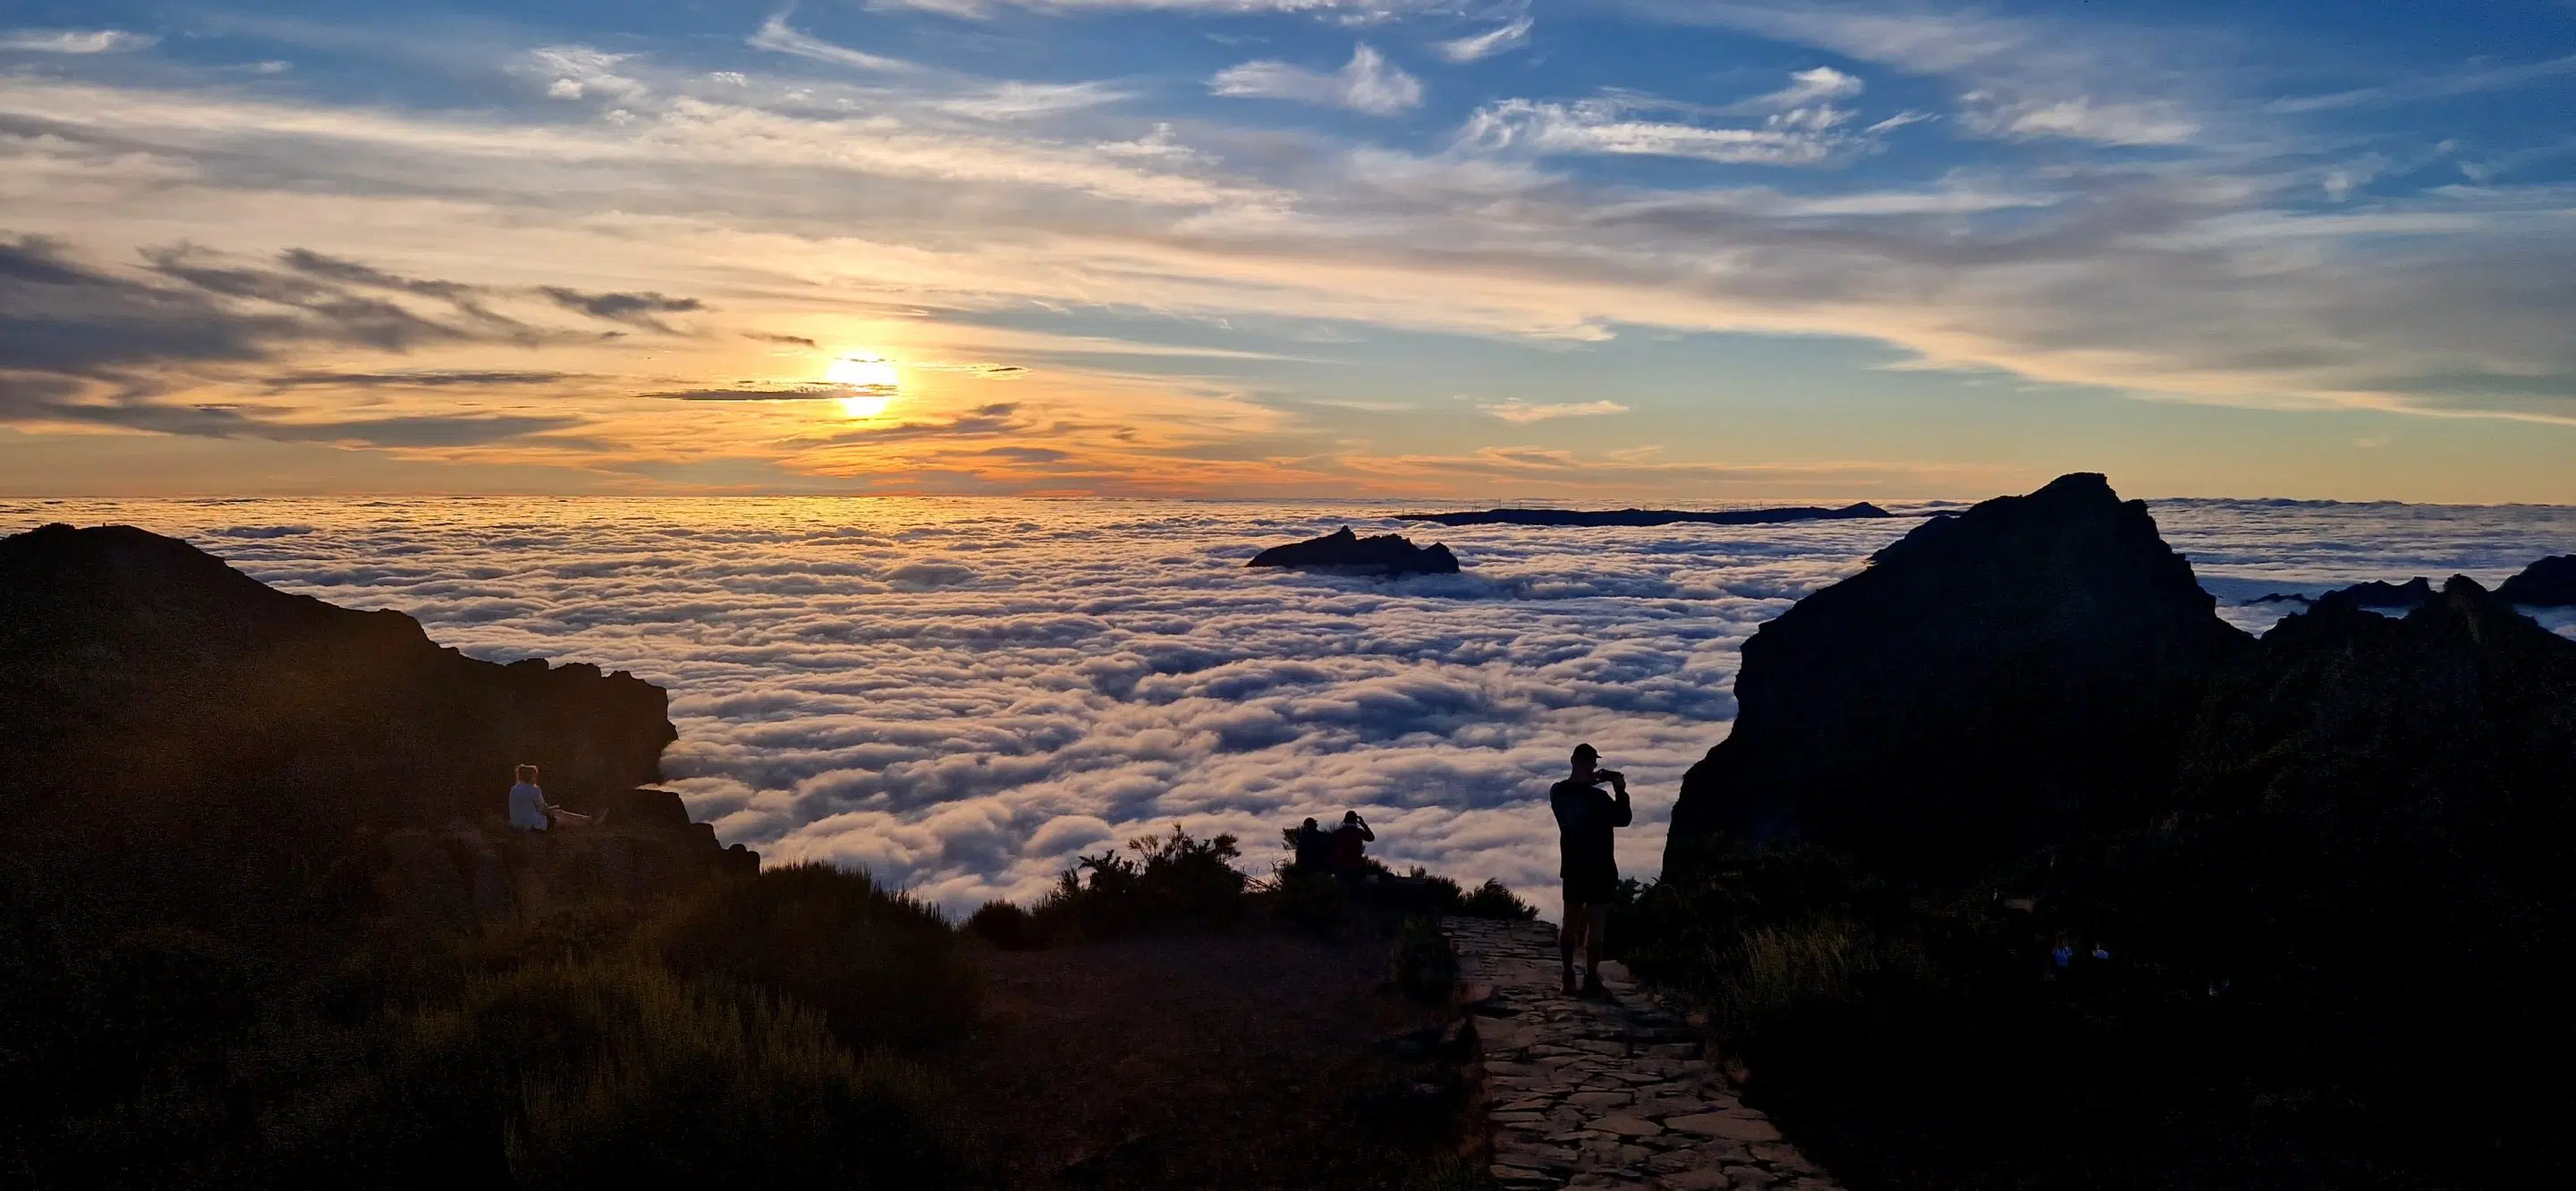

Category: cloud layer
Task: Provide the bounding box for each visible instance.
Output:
[7,496,2571,917]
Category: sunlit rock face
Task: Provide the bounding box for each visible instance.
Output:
[0,523,691,925]
[1665,473,2253,877]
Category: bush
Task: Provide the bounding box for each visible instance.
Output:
[267,958,964,1188]
[1453,878,1539,921]
[1269,868,1348,935]
[1389,915,1458,1004]
[647,863,979,1052]
[1027,826,1250,942]
[965,900,1039,950]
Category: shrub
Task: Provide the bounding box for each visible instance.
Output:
[267,958,964,1188]
[1453,879,1539,921]
[965,900,1040,950]
[1269,868,1348,934]
[647,863,979,1052]
[1389,915,1458,1004]
[1028,826,1250,941]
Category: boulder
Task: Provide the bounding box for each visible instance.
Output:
[1664,473,2251,876]
[2498,554,2576,606]
[1246,526,1461,575]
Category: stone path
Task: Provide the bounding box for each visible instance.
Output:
[1444,917,1843,1191]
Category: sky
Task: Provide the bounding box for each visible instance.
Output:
[4,1,2576,501]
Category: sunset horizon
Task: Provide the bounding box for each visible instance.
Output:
[8,2,2575,503]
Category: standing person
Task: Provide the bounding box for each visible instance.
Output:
[1329,811,1376,872]
[1550,744,1631,998]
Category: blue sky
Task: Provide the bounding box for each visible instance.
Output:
[4,0,2574,499]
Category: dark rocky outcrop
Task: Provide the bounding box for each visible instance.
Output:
[2244,574,2435,609]
[0,523,746,931]
[2030,578,2576,1169]
[2499,553,2576,606]
[1665,473,2251,876]
[1247,526,1461,576]
[1395,502,1894,528]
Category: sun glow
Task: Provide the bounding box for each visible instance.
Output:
[826,355,900,389]
[825,354,900,420]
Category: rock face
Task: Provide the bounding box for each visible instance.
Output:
[2245,574,2435,609]
[2499,553,2576,606]
[1247,526,1461,575]
[1664,474,2251,875]
[2176,576,2576,831]
[2043,578,2576,1135]
[1396,502,1894,529]
[0,523,744,928]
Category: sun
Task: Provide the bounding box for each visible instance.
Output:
[825,353,899,419]
[826,355,900,389]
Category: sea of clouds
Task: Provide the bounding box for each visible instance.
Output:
[7,495,2573,915]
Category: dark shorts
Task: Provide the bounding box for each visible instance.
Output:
[1562,870,1619,906]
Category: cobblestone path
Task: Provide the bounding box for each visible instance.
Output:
[1444,917,1843,1191]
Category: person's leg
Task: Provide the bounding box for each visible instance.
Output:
[1560,884,1586,994]
[1581,902,1613,991]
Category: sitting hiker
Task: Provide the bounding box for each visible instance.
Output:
[1550,744,1631,999]
[1329,810,1375,872]
[506,764,592,831]
[1290,816,1331,872]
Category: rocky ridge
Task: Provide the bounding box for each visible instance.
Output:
[1248,526,1462,576]
[2500,553,2576,606]
[0,523,749,930]
[1397,503,1894,529]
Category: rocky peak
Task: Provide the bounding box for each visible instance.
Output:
[1665,472,2251,876]
[1247,526,1461,576]
[2499,554,2576,607]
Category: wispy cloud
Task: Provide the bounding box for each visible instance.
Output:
[1436,18,1532,64]
[0,29,157,54]
[530,46,648,102]
[1962,95,2198,147]
[933,81,1134,120]
[1480,399,1630,422]
[1458,97,1846,165]
[1754,64,1863,107]
[1210,44,1424,115]
[748,13,916,73]
[1641,1,2220,149]
[2267,53,2576,115]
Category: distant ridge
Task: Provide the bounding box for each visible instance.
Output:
[1394,501,1895,528]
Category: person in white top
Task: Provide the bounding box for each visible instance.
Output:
[507,764,591,830]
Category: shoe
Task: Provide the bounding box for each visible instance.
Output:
[1561,972,1580,997]
[1580,974,1609,1000]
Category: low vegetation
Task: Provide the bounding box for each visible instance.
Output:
[1617,832,2575,1189]
[1,864,981,1188]
[962,825,1538,950]
[5,826,1534,1188]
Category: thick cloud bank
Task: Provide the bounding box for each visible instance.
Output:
[6,497,2572,915]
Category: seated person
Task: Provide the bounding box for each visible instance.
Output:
[1290,816,1331,872]
[507,764,592,830]
[1328,811,1375,872]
